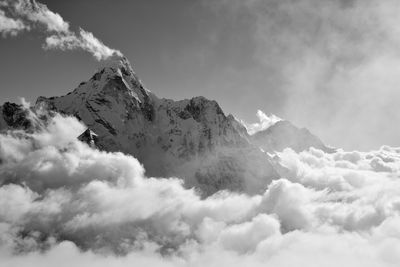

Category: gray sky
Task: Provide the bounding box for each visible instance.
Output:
[2,0,400,150]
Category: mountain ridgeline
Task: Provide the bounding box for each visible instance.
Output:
[0,56,332,196]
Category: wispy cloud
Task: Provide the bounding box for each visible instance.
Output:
[242,110,281,135]
[44,28,121,61]
[12,0,69,32]
[0,0,121,60]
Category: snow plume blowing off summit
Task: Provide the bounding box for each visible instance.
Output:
[1,104,400,266]
[0,0,121,60]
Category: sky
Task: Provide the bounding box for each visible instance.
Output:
[2,0,400,150]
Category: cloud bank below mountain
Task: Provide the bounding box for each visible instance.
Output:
[0,106,400,266]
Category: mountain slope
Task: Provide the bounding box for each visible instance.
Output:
[35,56,279,195]
[0,101,43,131]
[250,120,335,153]
[1,56,332,196]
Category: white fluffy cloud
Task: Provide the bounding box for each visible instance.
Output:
[242,110,281,135]
[12,0,69,32]
[44,29,121,61]
[0,9,26,36]
[1,107,400,266]
[0,0,121,60]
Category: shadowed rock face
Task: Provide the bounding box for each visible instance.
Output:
[0,102,32,130]
[32,57,279,195]
[78,128,99,149]
[1,56,330,196]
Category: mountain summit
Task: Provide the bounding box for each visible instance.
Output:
[2,56,331,195]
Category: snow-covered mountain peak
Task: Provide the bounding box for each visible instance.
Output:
[99,55,136,80]
[77,55,150,104]
[23,55,333,195]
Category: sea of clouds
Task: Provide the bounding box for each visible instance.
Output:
[2,0,400,266]
[1,107,400,267]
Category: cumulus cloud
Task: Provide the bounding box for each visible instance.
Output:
[242,110,281,135]
[12,0,69,32]
[0,9,26,36]
[0,0,121,60]
[1,106,400,266]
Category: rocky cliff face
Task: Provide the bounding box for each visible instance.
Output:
[0,101,45,132]
[1,56,332,196]
[33,57,279,195]
[0,102,33,130]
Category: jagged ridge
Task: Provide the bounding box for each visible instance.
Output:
[1,56,332,196]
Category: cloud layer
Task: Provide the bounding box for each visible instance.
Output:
[0,0,121,60]
[1,106,400,266]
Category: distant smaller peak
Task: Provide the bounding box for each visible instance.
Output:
[270,120,293,128]
[242,110,282,135]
